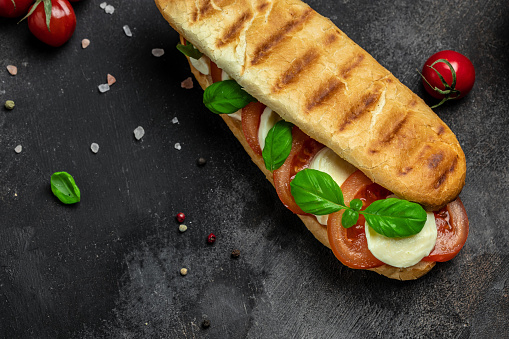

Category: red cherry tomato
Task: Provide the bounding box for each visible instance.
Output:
[420,50,475,107]
[0,0,34,17]
[27,0,76,47]
[273,127,323,214]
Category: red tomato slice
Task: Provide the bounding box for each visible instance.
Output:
[273,128,324,214]
[210,61,222,83]
[241,102,266,156]
[423,198,469,262]
[327,170,386,269]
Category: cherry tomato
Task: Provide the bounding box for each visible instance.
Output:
[423,198,469,262]
[0,0,34,17]
[420,50,475,107]
[327,170,387,269]
[27,0,76,47]
[241,101,266,156]
[273,127,323,214]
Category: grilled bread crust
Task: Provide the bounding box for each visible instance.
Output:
[178,40,435,280]
[155,0,466,209]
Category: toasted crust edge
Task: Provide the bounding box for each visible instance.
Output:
[183,53,435,280]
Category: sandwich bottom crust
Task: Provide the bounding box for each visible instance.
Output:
[186,55,436,281]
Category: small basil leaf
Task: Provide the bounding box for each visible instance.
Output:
[51,172,81,204]
[262,120,293,171]
[362,198,427,238]
[341,209,359,228]
[290,169,346,215]
[176,42,203,60]
[203,80,257,114]
[350,198,363,211]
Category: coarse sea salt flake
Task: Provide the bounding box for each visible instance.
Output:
[172,117,179,124]
[14,145,22,153]
[134,126,145,140]
[174,143,181,150]
[82,39,90,48]
[100,2,107,9]
[98,84,110,93]
[152,48,165,57]
[90,143,99,153]
[123,25,132,37]
[105,4,114,14]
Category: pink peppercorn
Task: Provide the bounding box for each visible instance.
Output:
[176,212,185,223]
[207,233,216,244]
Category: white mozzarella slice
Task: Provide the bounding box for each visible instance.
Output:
[221,70,231,81]
[258,107,281,150]
[190,56,210,75]
[229,110,242,121]
[365,211,437,268]
[309,147,357,225]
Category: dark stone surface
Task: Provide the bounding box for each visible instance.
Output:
[0,0,507,338]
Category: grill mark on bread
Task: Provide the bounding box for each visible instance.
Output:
[191,0,215,22]
[216,11,253,47]
[428,152,444,169]
[250,8,314,65]
[324,29,342,45]
[257,1,270,12]
[434,157,458,189]
[339,86,382,131]
[340,54,365,79]
[273,50,319,92]
[306,77,345,111]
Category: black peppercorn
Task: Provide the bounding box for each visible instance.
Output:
[202,319,211,328]
[197,157,207,166]
[231,249,240,258]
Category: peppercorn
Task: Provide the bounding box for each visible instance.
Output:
[176,212,186,223]
[197,157,207,166]
[207,233,216,244]
[178,224,188,232]
[5,100,15,110]
[180,268,188,276]
[231,249,240,258]
[202,319,211,329]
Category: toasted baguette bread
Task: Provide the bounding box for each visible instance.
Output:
[155,0,466,210]
[180,46,435,280]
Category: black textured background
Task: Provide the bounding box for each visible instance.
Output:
[1,0,508,338]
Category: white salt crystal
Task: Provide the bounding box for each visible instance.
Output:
[98,84,110,93]
[123,25,132,37]
[90,143,99,153]
[134,126,145,140]
[152,48,165,57]
[14,145,22,153]
[100,2,107,9]
[174,143,181,150]
[105,4,114,14]
[172,117,179,124]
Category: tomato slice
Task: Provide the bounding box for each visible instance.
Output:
[327,170,387,269]
[273,128,324,214]
[210,61,222,83]
[241,102,266,156]
[423,198,469,262]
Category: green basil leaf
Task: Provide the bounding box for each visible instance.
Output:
[176,42,203,60]
[290,169,346,215]
[350,198,363,211]
[51,172,81,204]
[203,80,257,114]
[262,120,293,171]
[362,198,427,238]
[341,209,359,228]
